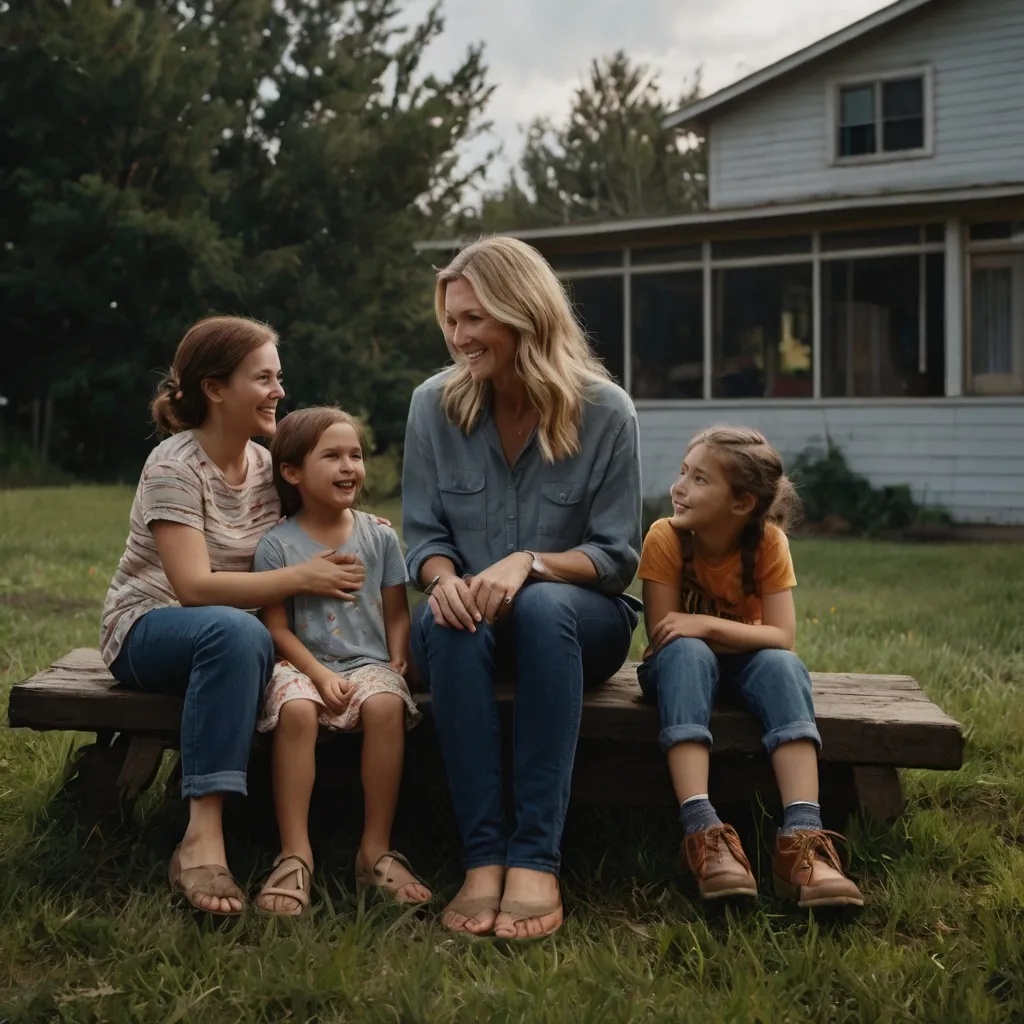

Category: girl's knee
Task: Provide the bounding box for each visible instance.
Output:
[654,636,718,675]
[751,648,808,679]
[360,691,405,724]
[277,698,320,735]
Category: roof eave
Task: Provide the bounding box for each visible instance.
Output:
[663,0,939,130]
[415,183,1024,252]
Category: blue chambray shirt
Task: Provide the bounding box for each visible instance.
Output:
[402,369,642,604]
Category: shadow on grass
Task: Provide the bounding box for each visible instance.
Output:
[0,741,907,936]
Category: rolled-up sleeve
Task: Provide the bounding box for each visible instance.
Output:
[574,412,642,594]
[402,388,465,588]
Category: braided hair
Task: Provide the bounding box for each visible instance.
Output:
[684,425,802,596]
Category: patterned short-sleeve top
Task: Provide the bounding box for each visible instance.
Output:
[99,431,281,666]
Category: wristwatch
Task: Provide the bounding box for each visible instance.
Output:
[522,550,546,577]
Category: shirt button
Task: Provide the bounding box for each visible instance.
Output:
[507,543,513,549]
[507,514,516,521]
[559,492,567,500]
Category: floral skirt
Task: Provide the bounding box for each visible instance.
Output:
[256,659,421,734]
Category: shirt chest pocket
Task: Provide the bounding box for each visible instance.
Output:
[537,482,586,543]
[438,469,486,531]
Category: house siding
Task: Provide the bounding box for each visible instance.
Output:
[636,401,1024,524]
[709,0,1024,209]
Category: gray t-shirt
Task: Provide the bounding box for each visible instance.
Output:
[253,511,408,674]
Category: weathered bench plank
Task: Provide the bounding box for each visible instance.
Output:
[9,648,964,770]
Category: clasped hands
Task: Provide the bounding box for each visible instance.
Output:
[427,551,534,631]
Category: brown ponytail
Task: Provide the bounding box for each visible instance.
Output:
[686,425,803,596]
[150,316,279,436]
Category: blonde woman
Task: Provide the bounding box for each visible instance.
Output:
[403,236,642,940]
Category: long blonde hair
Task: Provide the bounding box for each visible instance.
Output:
[435,236,611,462]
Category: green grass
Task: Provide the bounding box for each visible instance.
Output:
[2,486,1024,1022]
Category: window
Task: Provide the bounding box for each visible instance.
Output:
[821,255,944,397]
[970,255,1024,394]
[566,277,625,384]
[630,272,703,399]
[547,250,623,271]
[631,244,702,266]
[820,226,921,252]
[970,221,1024,243]
[711,235,811,260]
[834,70,930,161]
[712,264,813,398]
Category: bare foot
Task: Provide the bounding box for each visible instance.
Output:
[493,867,563,940]
[357,846,432,904]
[256,849,314,915]
[176,831,241,916]
[441,865,505,935]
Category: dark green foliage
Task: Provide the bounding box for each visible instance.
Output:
[1,0,491,478]
[792,442,951,535]
[471,51,706,231]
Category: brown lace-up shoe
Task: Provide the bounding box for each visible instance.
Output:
[773,829,864,907]
[682,824,758,900]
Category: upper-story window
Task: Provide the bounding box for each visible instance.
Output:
[831,67,933,163]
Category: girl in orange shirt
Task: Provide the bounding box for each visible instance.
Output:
[637,425,862,908]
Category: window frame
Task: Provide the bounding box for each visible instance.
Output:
[826,65,934,167]
[557,224,949,403]
[967,252,1024,395]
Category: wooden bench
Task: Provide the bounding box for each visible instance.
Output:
[7,648,964,825]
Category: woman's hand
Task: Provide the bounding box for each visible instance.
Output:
[388,656,408,678]
[649,612,712,651]
[467,552,533,625]
[428,574,482,632]
[315,671,354,715]
[297,551,365,600]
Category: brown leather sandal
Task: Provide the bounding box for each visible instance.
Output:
[440,893,501,936]
[355,850,432,905]
[494,895,564,941]
[255,855,313,917]
[168,846,245,918]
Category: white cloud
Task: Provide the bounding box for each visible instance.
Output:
[401,0,894,191]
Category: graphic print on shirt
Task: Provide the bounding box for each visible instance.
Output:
[675,528,746,623]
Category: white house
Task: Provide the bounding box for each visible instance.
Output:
[428,0,1024,524]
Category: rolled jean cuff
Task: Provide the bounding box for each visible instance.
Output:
[659,724,713,754]
[504,857,560,877]
[463,852,508,871]
[181,769,248,799]
[762,722,821,755]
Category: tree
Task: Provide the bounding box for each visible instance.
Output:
[0,0,491,477]
[475,51,705,230]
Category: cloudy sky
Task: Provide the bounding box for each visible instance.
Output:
[403,0,894,189]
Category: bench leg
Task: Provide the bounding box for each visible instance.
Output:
[62,733,167,824]
[117,736,167,803]
[164,753,182,801]
[852,765,905,822]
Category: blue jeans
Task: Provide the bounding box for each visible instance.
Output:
[637,638,821,755]
[109,606,275,798]
[412,583,637,876]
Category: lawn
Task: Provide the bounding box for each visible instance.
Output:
[1,485,1023,1022]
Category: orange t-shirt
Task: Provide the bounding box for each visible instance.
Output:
[637,519,797,625]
